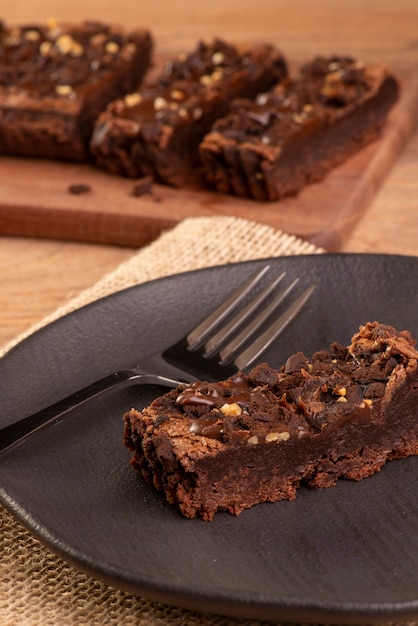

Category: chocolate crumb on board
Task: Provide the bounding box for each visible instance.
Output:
[68,183,92,195]
[131,175,153,197]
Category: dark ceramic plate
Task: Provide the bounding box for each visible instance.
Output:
[1,254,418,624]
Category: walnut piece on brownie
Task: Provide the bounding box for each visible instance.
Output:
[124,321,418,521]
[0,19,153,161]
[90,39,287,186]
[199,56,400,200]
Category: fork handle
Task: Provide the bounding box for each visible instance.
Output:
[0,370,178,455]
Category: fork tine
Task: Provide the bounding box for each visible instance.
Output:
[187,265,271,350]
[233,284,315,372]
[219,277,300,365]
[203,272,286,358]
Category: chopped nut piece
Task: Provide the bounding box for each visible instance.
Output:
[55,84,73,96]
[55,34,83,56]
[178,108,189,119]
[278,431,290,441]
[265,431,290,442]
[124,92,143,107]
[220,402,242,417]
[170,89,185,101]
[105,41,120,54]
[336,387,347,396]
[199,74,212,86]
[265,432,280,442]
[247,435,259,445]
[211,69,224,81]
[211,51,225,65]
[256,93,269,105]
[23,30,41,41]
[40,41,52,56]
[193,107,203,120]
[154,96,168,110]
[336,396,348,403]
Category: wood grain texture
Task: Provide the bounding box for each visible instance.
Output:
[0,238,134,346]
[342,126,418,255]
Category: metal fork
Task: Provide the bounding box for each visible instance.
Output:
[0,265,314,453]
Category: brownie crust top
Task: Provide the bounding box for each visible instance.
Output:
[143,322,418,450]
[0,19,150,100]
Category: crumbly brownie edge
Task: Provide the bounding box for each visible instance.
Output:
[125,401,418,521]
[199,65,400,201]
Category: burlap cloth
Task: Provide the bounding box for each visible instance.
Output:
[0,216,415,626]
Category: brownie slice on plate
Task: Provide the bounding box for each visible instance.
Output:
[124,322,418,521]
[199,56,399,200]
[90,38,287,186]
[0,19,152,161]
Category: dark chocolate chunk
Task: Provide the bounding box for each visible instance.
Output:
[68,183,91,194]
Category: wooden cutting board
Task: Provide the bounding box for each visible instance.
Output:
[1,65,417,252]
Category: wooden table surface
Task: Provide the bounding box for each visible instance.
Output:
[1,0,418,348]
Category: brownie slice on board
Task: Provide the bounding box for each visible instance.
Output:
[0,19,153,161]
[91,38,287,186]
[199,56,399,200]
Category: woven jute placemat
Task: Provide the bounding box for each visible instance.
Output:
[1,217,414,626]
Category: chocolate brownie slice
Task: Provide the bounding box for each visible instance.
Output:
[124,322,418,521]
[199,56,400,200]
[90,39,287,186]
[0,19,152,161]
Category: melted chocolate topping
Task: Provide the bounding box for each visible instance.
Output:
[162,322,418,445]
[0,20,140,97]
